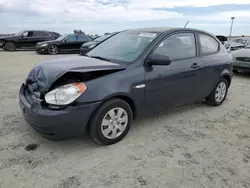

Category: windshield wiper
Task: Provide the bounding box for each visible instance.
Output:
[89,56,112,62]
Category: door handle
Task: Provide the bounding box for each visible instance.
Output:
[191,63,200,69]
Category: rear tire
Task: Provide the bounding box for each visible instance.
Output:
[206,78,229,106]
[48,45,59,55]
[4,42,16,51]
[89,99,133,145]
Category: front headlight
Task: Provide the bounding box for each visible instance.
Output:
[40,43,48,47]
[45,82,87,105]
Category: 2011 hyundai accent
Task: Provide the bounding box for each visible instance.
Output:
[19,27,233,145]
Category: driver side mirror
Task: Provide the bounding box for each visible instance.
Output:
[63,39,68,43]
[20,35,25,39]
[146,54,171,66]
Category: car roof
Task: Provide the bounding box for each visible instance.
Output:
[125,27,215,35]
[24,30,51,32]
[128,27,176,33]
[23,30,60,34]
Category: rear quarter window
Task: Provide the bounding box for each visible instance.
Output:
[199,34,219,55]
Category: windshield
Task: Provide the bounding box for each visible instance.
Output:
[56,34,68,41]
[15,30,25,36]
[87,31,158,63]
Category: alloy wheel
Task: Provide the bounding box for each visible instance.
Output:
[5,42,16,51]
[215,82,227,103]
[49,46,58,55]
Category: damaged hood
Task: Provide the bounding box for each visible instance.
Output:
[26,56,126,93]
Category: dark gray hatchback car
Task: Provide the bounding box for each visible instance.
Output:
[19,27,233,145]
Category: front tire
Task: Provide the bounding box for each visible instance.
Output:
[90,99,133,145]
[206,78,229,106]
[4,42,16,51]
[48,45,59,55]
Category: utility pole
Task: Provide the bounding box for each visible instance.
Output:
[184,21,189,28]
[5,25,9,34]
[229,17,235,37]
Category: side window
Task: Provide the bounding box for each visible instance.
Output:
[199,34,219,54]
[33,31,50,37]
[77,35,91,42]
[153,33,196,61]
[66,35,77,41]
[22,31,33,37]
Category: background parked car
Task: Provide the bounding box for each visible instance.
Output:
[225,37,250,52]
[231,45,250,73]
[216,35,227,45]
[36,34,92,55]
[79,32,118,55]
[0,30,60,51]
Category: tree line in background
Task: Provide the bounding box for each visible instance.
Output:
[73,29,112,39]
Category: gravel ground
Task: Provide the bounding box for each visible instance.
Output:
[0,50,250,188]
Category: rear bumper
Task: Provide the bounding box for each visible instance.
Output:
[19,84,102,140]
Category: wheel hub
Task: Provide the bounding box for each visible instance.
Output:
[101,108,128,139]
[215,82,226,103]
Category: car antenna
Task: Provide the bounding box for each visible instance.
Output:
[184,21,189,28]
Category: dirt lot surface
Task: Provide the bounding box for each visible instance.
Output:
[0,50,250,188]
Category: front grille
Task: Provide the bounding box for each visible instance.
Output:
[236,57,250,62]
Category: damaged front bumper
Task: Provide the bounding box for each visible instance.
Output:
[19,83,102,140]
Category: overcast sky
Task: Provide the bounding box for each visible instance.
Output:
[0,0,250,35]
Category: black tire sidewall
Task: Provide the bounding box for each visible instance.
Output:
[90,99,133,145]
[209,78,229,106]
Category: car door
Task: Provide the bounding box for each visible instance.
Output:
[60,34,77,52]
[145,32,205,110]
[18,31,34,47]
[197,32,225,97]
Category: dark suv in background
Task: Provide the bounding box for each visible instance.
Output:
[0,30,60,51]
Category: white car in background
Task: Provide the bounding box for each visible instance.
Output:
[225,37,250,53]
[231,45,250,73]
